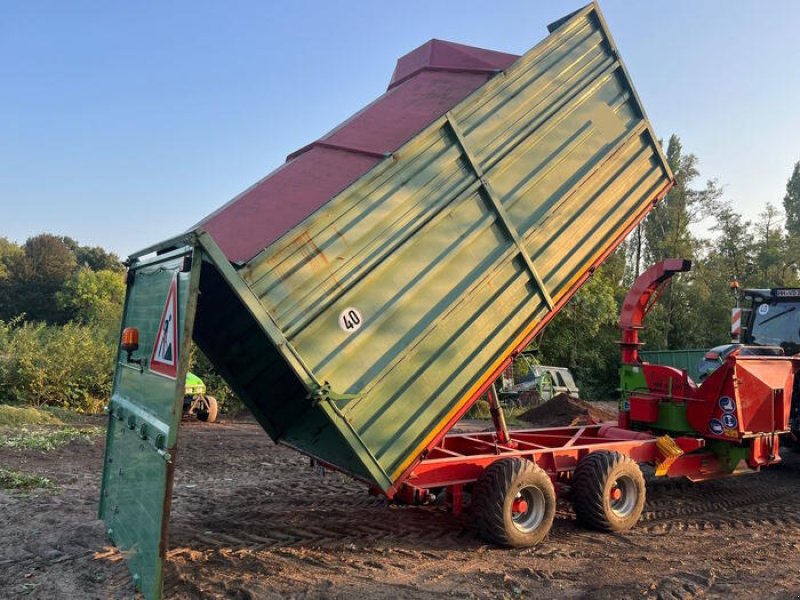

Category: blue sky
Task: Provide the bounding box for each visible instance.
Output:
[2,1,799,257]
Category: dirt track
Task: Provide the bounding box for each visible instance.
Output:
[2,418,800,599]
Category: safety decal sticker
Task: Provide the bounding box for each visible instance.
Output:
[722,413,738,429]
[758,303,770,316]
[150,274,179,379]
[719,396,736,413]
[709,419,724,435]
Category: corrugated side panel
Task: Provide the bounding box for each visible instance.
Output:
[237,4,672,486]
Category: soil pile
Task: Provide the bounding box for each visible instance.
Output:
[519,394,616,427]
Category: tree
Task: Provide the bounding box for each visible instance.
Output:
[61,236,124,272]
[0,234,77,322]
[783,161,800,236]
[642,135,721,265]
[710,202,754,283]
[56,268,125,327]
[640,135,722,347]
[75,246,123,272]
[535,251,624,398]
[0,237,23,282]
[752,203,796,286]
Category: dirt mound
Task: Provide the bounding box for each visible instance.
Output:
[519,394,616,427]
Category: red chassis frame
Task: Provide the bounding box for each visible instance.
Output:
[394,424,717,511]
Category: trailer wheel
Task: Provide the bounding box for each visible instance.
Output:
[196,395,218,423]
[572,451,645,532]
[472,458,556,547]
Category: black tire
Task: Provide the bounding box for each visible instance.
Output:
[572,451,645,532]
[196,395,218,423]
[472,458,556,547]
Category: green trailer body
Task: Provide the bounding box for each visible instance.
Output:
[100,3,673,598]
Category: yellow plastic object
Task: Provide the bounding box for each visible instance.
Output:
[655,435,684,476]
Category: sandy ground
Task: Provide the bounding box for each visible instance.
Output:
[2,416,800,599]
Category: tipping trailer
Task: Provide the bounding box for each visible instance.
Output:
[100,3,676,598]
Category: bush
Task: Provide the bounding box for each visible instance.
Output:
[465,397,491,419]
[0,318,244,416]
[0,319,115,413]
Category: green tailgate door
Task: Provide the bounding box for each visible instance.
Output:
[99,245,201,600]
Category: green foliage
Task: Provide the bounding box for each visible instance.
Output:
[0,234,125,413]
[534,252,622,398]
[511,353,539,383]
[0,234,124,323]
[710,202,754,282]
[642,135,721,265]
[0,234,76,323]
[0,236,23,281]
[61,237,123,272]
[465,399,491,419]
[0,320,115,412]
[56,267,125,327]
[0,426,103,451]
[637,135,724,348]
[783,161,800,236]
[752,203,795,286]
[0,469,53,490]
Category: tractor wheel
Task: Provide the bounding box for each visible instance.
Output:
[472,458,556,547]
[196,395,218,423]
[572,451,645,532]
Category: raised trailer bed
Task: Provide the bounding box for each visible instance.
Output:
[100,4,677,599]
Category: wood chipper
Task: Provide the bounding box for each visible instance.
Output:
[100,3,681,598]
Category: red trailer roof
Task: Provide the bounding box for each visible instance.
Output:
[197,40,519,264]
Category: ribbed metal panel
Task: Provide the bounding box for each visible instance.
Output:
[230,3,673,486]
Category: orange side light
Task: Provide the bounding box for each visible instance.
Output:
[121,327,140,353]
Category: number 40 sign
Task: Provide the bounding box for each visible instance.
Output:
[339,307,363,333]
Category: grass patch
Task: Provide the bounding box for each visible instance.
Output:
[0,405,64,426]
[0,468,54,490]
[0,426,103,451]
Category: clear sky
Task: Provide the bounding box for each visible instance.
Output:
[2,1,799,257]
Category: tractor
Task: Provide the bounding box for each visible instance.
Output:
[694,287,800,436]
[183,372,218,423]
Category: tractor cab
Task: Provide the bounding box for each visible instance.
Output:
[742,288,800,356]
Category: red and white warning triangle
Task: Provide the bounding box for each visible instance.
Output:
[150,274,179,379]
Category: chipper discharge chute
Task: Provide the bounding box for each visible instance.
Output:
[100,3,674,597]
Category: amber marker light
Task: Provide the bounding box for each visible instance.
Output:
[121,327,140,354]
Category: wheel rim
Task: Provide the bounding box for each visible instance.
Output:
[511,486,546,533]
[609,475,638,517]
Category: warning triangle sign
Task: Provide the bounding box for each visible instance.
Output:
[150,274,179,379]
